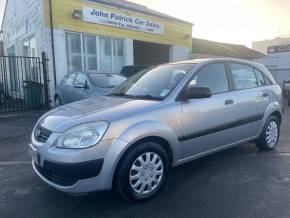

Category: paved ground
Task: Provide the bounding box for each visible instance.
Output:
[0,104,290,218]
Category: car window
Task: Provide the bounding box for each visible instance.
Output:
[189,63,229,94]
[74,73,89,87]
[254,68,266,86]
[110,64,194,100]
[64,73,76,86]
[88,74,126,88]
[229,63,258,90]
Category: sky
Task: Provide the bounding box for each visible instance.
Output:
[1,0,290,47]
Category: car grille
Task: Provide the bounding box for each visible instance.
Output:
[34,125,52,143]
[34,163,77,186]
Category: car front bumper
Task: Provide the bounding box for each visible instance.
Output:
[29,136,129,194]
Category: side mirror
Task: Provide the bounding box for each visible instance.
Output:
[73,83,86,89]
[74,81,89,89]
[183,86,212,100]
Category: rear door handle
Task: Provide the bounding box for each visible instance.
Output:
[262,93,269,98]
[225,99,234,105]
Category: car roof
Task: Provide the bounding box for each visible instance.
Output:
[68,72,125,76]
[170,58,264,67]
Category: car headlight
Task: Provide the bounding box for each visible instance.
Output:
[57,121,109,149]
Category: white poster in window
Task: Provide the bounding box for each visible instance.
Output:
[83,6,165,35]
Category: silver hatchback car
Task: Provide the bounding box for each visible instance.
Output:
[29,58,283,201]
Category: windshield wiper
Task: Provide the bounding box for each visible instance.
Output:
[107,93,162,101]
[128,94,163,101]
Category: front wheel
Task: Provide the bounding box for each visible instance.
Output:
[255,116,280,150]
[114,141,169,201]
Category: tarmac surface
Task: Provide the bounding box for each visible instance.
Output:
[0,104,289,218]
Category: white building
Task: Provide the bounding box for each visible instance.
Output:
[253,37,290,87]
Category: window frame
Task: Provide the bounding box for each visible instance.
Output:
[65,31,125,74]
[226,61,260,91]
[253,67,273,86]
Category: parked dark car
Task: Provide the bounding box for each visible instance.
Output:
[0,82,4,104]
[283,79,290,105]
[54,72,126,107]
[283,79,290,96]
[120,65,152,78]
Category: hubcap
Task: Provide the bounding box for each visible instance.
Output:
[129,152,164,195]
[266,121,278,148]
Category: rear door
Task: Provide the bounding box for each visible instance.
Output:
[227,62,269,140]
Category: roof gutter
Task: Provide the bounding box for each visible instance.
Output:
[49,0,57,88]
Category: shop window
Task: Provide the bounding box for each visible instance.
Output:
[23,37,36,57]
[66,33,125,73]
[66,33,82,73]
[83,35,97,72]
[113,39,125,74]
[99,37,112,72]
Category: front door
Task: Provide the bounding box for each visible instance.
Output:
[181,63,237,159]
[71,73,90,102]
[61,73,76,104]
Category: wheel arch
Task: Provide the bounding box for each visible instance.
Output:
[112,135,174,187]
[270,111,282,125]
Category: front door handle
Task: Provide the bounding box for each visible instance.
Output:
[262,93,269,98]
[225,99,234,105]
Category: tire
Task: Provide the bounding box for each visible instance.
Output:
[255,116,280,151]
[54,96,62,107]
[283,89,287,98]
[114,141,169,202]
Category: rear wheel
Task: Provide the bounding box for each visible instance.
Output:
[255,116,280,150]
[114,141,169,201]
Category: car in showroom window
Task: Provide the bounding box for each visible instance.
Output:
[29,59,283,201]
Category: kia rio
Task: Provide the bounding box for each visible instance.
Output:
[29,58,283,201]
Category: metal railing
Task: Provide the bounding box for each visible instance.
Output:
[0,54,49,113]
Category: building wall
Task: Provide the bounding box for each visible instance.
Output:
[43,0,192,49]
[2,0,46,57]
[253,37,290,87]
[170,45,190,62]
[253,37,290,55]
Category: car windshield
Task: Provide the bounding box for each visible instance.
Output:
[108,64,194,100]
[88,74,126,88]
